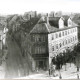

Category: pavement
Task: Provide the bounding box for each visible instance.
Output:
[16,63,80,79]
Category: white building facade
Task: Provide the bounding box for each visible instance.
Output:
[48,27,78,65]
[48,17,78,66]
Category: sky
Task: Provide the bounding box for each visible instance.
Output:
[0,0,80,15]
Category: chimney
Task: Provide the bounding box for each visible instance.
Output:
[30,14,31,20]
[53,12,54,17]
[35,11,37,17]
[46,13,48,17]
[46,13,50,25]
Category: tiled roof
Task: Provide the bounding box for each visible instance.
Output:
[30,23,50,33]
[30,17,59,34]
[30,16,77,34]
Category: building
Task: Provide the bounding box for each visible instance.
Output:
[49,11,62,17]
[23,11,37,20]
[30,15,78,71]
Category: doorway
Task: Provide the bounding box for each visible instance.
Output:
[36,60,46,70]
[38,61,44,69]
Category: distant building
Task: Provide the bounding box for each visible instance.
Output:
[49,11,62,17]
[23,11,37,20]
[30,15,78,71]
[49,11,55,17]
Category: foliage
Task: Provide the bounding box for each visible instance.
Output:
[52,44,80,70]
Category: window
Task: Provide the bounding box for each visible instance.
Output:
[35,47,38,54]
[39,38,41,41]
[71,38,72,42]
[59,43,62,47]
[75,36,77,40]
[55,33,58,38]
[69,21,71,25]
[71,38,73,42]
[71,29,72,33]
[56,44,58,49]
[65,31,67,35]
[52,46,54,51]
[42,36,45,42]
[59,32,61,37]
[66,40,67,44]
[32,35,35,41]
[62,31,64,36]
[35,36,39,42]
[69,29,71,34]
[52,35,54,40]
[63,41,64,46]
[73,29,74,32]
[73,37,74,41]
[68,39,70,43]
[68,30,69,34]
[42,48,46,53]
